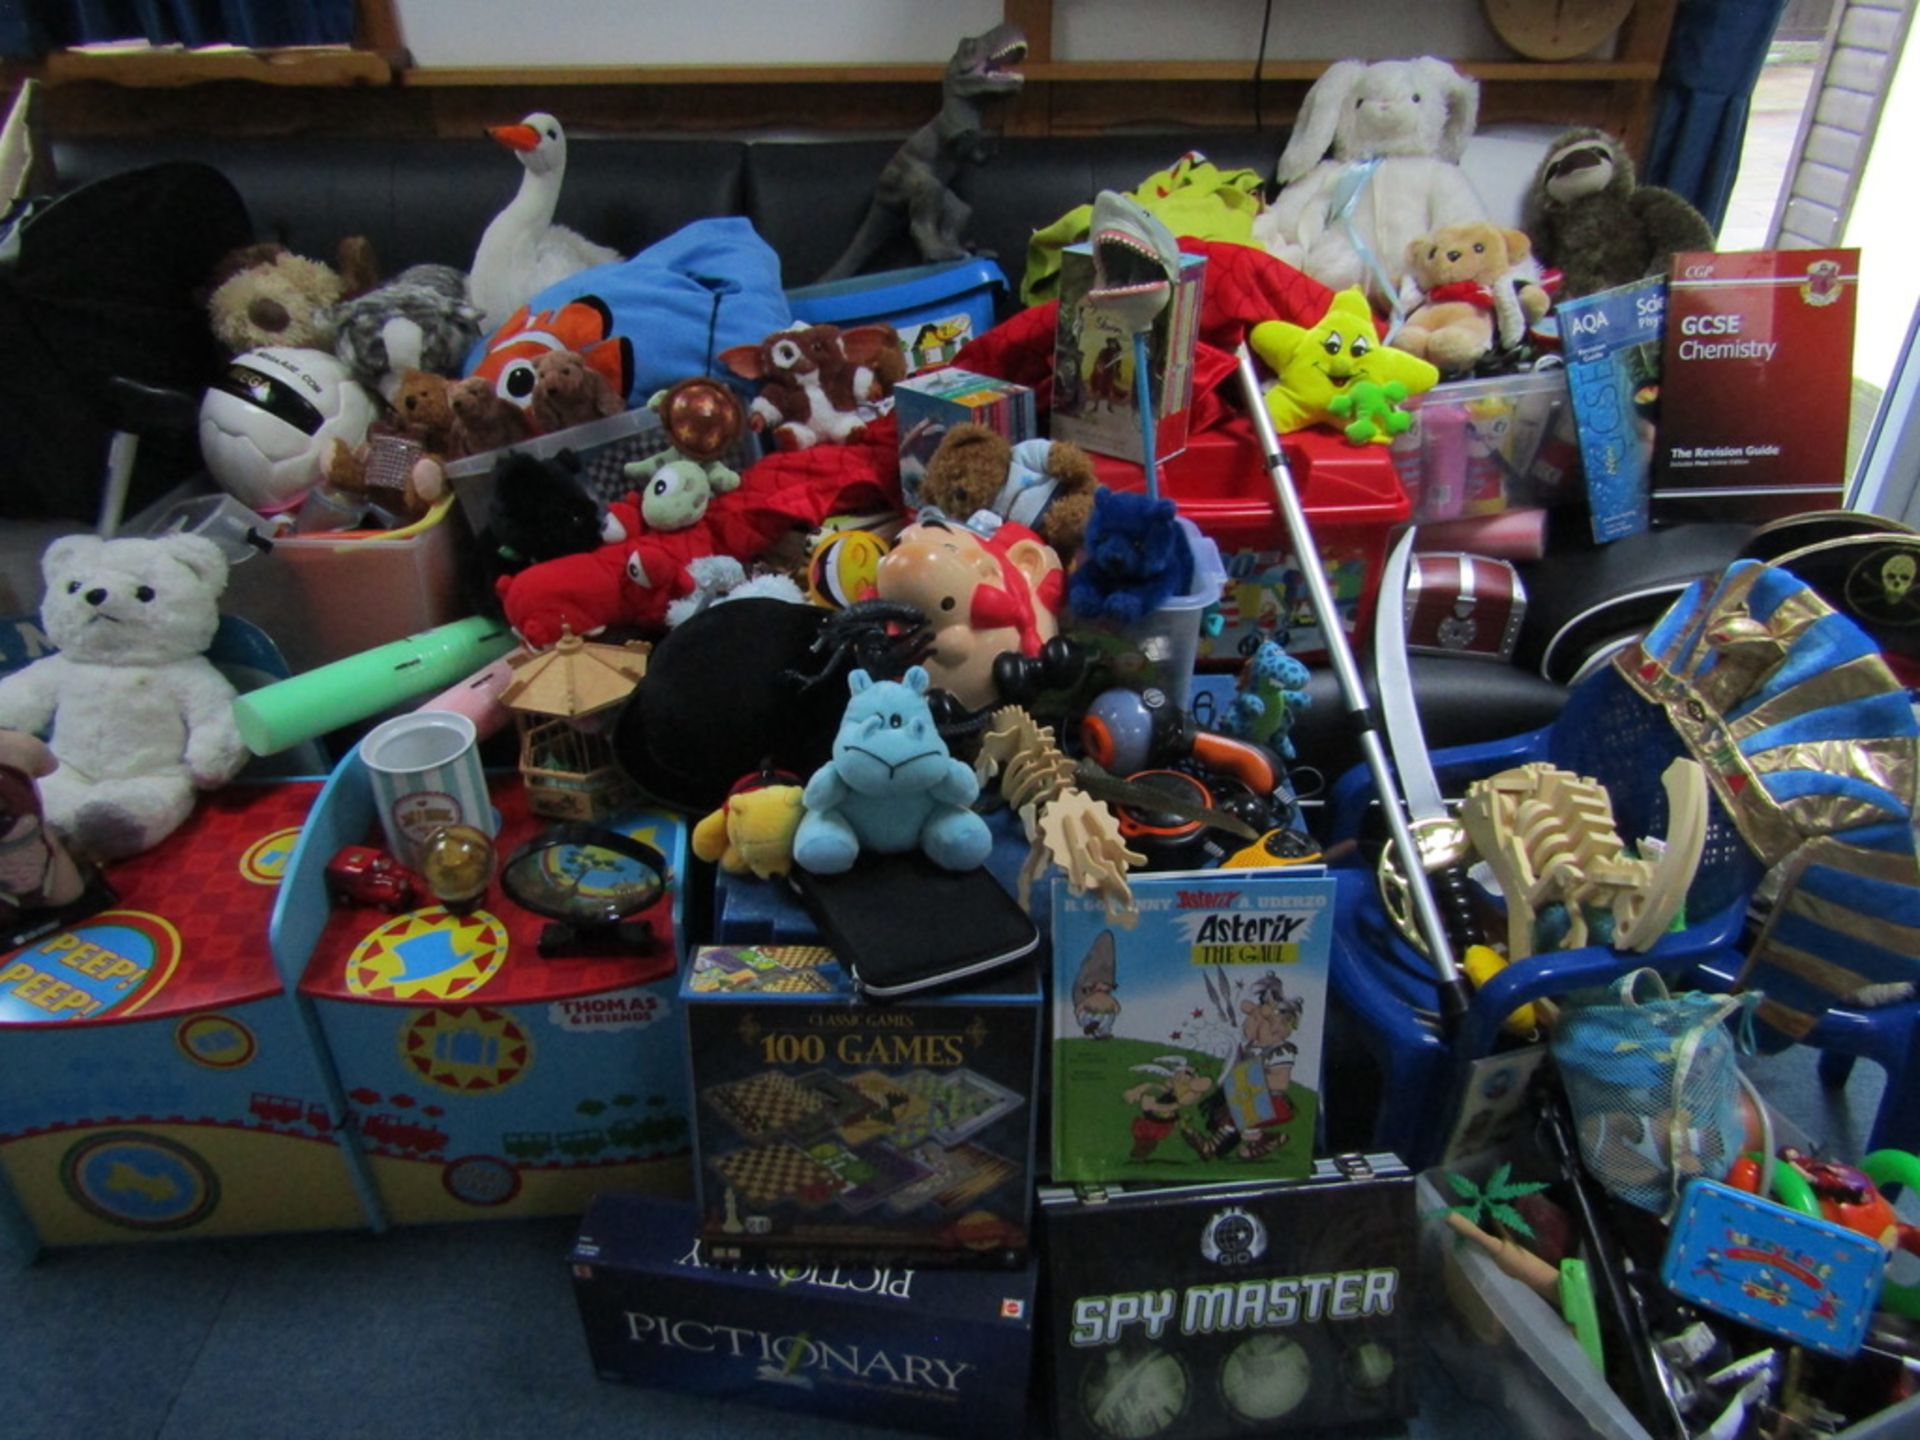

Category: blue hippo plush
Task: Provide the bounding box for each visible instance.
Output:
[792,666,993,875]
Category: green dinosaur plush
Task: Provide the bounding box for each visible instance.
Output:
[1327,378,1414,446]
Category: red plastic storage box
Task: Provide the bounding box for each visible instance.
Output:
[1089,420,1410,667]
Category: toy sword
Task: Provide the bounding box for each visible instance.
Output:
[1234,347,1473,1030]
[1371,528,1527,1030]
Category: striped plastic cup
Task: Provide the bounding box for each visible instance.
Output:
[359,710,494,872]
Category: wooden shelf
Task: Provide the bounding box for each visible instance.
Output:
[404,62,945,87]
[398,56,1662,89]
[41,46,393,88]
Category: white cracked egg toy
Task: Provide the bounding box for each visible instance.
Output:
[198,346,376,512]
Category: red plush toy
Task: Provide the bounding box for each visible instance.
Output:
[495,418,905,650]
[495,530,699,648]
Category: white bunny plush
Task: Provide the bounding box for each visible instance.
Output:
[1252,57,1490,307]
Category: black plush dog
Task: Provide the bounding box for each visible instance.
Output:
[481,450,603,570]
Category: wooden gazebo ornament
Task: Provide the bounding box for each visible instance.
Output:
[499,630,650,821]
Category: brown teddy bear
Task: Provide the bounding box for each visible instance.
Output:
[917,422,1100,559]
[389,369,456,451]
[1394,221,1550,376]
[529,349,625,435]
[446,377,532,458]
[320,370,454,521]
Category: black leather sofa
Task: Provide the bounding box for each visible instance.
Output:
[33,123,1751,790]
[46,129,1285,291]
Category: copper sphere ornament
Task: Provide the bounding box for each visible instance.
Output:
[421,824,495,913]
[659,377,745,463]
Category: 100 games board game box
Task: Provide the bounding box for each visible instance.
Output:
[571,1192,1037,1440]
[1051,870,1334,1183]
[682,944,1041,1265]
[1039,1155,1416,1440]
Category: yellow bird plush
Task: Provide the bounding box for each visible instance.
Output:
[692,772,807,881]
[1248,286,1439,440]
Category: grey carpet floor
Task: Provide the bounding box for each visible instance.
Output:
[0,1044,1886,1440]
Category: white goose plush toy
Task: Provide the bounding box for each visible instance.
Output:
[470,112,621,334]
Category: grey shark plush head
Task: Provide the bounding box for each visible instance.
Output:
[1087,190,1179,334]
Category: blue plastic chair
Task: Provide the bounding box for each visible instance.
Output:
[1323,663,1766,1167]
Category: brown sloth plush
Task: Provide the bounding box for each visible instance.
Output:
[917,422,1099,559]
[1523,127,1716,300]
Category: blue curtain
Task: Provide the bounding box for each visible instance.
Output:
[1,0,355,58]
[1643,0,1792,234]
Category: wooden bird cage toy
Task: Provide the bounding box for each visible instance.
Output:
[499,632,650,821]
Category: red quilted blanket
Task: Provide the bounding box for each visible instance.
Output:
[730,240,1344,506]
[953,238,1343,433]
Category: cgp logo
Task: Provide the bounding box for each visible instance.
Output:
[1683,262,1716,280]
[1200,1205,1268,1266]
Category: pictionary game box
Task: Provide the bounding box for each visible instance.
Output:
[1039,1154,1417,1440]
[682,944,1041,1266]
[570,1192,1037,1440]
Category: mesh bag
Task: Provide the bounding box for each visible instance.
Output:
[1551,968,1756,1218]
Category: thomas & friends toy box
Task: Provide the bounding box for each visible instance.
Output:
[282,751,693,1225]
[0,782,372,1251]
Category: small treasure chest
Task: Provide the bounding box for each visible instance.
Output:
[1404,551,1526,660]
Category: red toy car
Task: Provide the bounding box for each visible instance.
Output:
[325,846,421,912]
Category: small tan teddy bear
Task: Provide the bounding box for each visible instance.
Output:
[1395,221,1551,377]
[529,349,625,435]
[446,377,532,459]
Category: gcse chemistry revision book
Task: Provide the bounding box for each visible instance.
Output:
[1557,276,1666,543]
[1653,249,1859,523]
[1051,869,1333,1184]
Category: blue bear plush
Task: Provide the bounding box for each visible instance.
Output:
[792,666,993,875]
[1068,488,1194,626]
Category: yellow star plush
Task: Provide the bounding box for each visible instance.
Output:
[1249,286,1439,439]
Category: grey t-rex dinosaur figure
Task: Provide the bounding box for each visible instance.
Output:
[818,23,1027,282]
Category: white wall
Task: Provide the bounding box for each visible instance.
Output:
[1054,0,1512,62]
[395,0,1004,67]
[394,0,1519,68]
[1845,21,1920,387]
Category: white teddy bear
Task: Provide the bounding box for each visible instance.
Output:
[1253,57,1490,307]
[0,533,249,860]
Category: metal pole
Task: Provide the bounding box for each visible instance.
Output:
[1233,346,1472,1029]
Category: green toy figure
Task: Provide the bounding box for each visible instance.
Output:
[1327,378,1413,446]
[1223,641,1311,761]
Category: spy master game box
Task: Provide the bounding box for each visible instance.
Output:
[1039,1154,1416,1440]
[571,1193,1037,1440]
